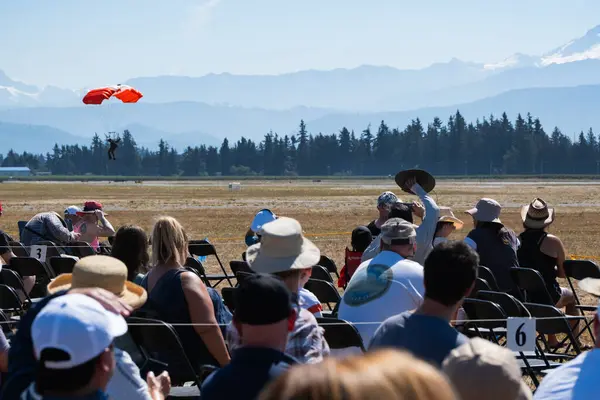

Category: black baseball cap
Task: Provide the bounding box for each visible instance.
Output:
[234,273,294,325]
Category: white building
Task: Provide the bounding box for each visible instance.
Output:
[0,167,32,177]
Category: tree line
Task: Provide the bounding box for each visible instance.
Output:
[2,111,599,176]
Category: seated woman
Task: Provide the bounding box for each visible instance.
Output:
[432,208,463,247]
[518,198,581,347]
[74,201,115,251]
[141,216,230,368]
[464,198,520,296]
[110,225,149,284]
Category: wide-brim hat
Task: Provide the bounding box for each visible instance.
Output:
[394,169,436,194]
[246,217,320,274]
[521,198,554,229]
[438,207,464,230]
[466,198,502,224]
[47,255,147,309]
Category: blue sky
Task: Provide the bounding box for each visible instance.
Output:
[1,0,600,88]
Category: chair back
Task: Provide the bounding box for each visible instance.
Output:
[564,260,600,280]
[36,241,63,259]
[510,267,554,305]
[188,240,216,257]
[316,317,365,351]
[229,261,253,275]
[304,279,341,311]
[9,257,55,281]
[462,298,507,329]
[8,242,29,257]
[49,257,77,275]
[0,269,27,296]
[311,265,333,283]
[469,278,492,298]
[221,287,236,312]
[477,290,531,318]
[478,266,500,291]
[127,317,202,386]
[524,302,582,355]
[69,241,96,258]
[0,284,24,315]
[318,255,339,277]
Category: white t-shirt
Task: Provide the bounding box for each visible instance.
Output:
[299,287,323,318]
[337,250,424,345]
[534,349,600,399]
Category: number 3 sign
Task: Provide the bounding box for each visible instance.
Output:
[30,245,47,262]
[507,317,536,352]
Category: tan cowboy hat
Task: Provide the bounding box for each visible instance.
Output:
[521,198,554,229]
[246,217,320,274]
[438,208,464,230]
[48,255,147,309]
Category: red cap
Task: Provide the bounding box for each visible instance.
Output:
[76,201,103,216]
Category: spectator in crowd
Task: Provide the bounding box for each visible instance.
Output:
[533,277,600,399]
[432,208,464,247]
[228,217,330,363]
[202,274,298,400]
[21,211,80,247]
[443,338,532,400]
[244,209,277,247]
[2,255,168,400]
[64,205,82,231]
[111,225,150,285]
[259,349,457,400]
[369,241,476,367]
[141,216,230,368]
[464,198,520,296]
[339,218,425,345]
[363,177,440,265]
[22,293,170,400]
[366,191,399,237]
[518,198,581,347]
[298,267,323,317]
[361,202,413,262]
[74,201,116,252]
[338,226,372,288]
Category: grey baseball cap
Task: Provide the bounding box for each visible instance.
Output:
[380,218,417,245]
[466,198,502,223]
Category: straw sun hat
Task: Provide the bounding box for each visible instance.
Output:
[521,198,555,229]
[246,217,320,274]
[438,207,464,230]
[47,255,147,309]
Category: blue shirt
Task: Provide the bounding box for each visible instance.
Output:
[369,311,468,367]
[201,347,296,400]
[20,383,108,400]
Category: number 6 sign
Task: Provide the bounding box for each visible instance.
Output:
[507,317,536,352]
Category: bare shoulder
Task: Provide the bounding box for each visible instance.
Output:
[544,234,564,246]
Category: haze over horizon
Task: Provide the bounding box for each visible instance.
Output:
[2,0,600,88]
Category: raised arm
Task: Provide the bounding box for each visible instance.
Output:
[95,211,116,237]
[180,271,230,367]
[411,183,440,241]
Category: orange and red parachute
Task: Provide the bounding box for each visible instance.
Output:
[82,84,143,105]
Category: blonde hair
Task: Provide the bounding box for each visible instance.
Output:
[151,216,188,266]
[259,350,457,400]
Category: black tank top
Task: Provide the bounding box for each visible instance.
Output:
[517,230,561,304]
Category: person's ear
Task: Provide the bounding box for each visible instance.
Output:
[288,309,297,332]
[98,348,114,373]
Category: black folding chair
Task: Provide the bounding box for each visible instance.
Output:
[564,260,600,311]
[8,241,28,257]
[462,298,507,343]
[478,290,530,319]
[49,256,77,275]
[0,284,25,316]
[8,257,55,298]
[221,287,236,312]
[304,278,341,316]
[0,269,40,308]
[68,241,97,258]
[524,302,584,357]
[468,277,492,298]
[127,317,206,389]
[36,241,63,260]
[478,266,500,292]
[229,261,253,276]
[318,255,339,278]
[188,240,234,286]
[311,265,333,284]
[316,317,365,351]
[510,268,555,305]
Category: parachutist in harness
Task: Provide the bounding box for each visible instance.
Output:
[106,133,121,160]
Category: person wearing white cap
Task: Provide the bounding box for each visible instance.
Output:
[64,205,82,230]
[533,278,600,399]
[464,198,520,296]
[22,293,170,400]
[244,209,277,247]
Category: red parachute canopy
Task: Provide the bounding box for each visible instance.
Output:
[82,84,143,105]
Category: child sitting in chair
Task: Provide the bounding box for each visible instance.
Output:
[338,226,373,288]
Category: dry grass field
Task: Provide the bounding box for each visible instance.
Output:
[2,179,600,348]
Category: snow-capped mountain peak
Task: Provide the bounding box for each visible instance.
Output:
[541,24,600,66]
[483,53,539,70]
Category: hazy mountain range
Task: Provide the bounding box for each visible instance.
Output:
[3,24,600,153]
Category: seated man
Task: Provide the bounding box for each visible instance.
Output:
[202,274,297,400]
[369,241,477,367]
[21,211,80,247]
[23,293,170,399]
[338,218,425,345]
[366,191,399,237]
[64,205,82,232]
[74,202,116,251]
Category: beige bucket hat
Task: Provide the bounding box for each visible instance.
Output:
[47,255,147,309]
[521,198,555,229]
[438,207,464,230]
[246,217,320,274]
